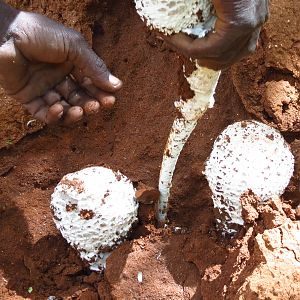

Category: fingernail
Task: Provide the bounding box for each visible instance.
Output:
[156,35,164,41]
[109,74,121,87]
[58,111,64,119]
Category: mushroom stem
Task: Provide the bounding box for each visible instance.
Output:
[90,252,111,272]
[157,65,220,225]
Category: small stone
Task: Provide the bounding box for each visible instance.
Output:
[135,183,159,204]
[137,271,143,283]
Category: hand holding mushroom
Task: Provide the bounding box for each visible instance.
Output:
[163,0,269,70]
[0,1,122,124]
[135,0,222,224]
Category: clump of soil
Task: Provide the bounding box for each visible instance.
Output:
[226,193,300,299]
[238,219,300,299]
[0,0,299,299]
[231,0,300,132]
[0,88,44,149]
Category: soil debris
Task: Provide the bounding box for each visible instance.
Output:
[232,0,300,132]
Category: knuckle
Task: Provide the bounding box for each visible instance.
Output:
[69,30,87,52]
[70,29,85,43]
[68,31,88,61]
[94,56,108,74]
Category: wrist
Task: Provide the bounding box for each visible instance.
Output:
[0,1,19,43]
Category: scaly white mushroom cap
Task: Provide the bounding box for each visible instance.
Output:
[134,0,213,35]
[204,121,294,234]
[51,166,138,271]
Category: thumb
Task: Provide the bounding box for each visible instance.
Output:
[70,37,122,93]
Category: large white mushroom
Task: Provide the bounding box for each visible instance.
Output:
[135,0,214,36]
[134,0,220,225]
[51,166,138,271]
[204,121,294,235]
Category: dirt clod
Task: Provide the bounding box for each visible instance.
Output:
[232,0,300,132]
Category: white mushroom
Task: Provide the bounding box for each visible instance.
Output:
[204,121,294,235]
[135,0,213,36]
[51,166,138,271]
[134,0,221,225]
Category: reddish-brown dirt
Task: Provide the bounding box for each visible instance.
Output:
[232,0,300,132]
[0,0,299,299]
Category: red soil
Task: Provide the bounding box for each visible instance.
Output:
[0,0,299,299]
[232,0,300,132]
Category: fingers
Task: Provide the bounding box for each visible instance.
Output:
[63,106,84,125]
[162,19,260,70]
[55,76,96,114]
[43,103,64,124]
[196,28,261,70]
[57,100,83,125]
[69,39,123,93]
[24,98,64,124]
[163,24,239,58]
[55,76,77,99]
[55,75,112,114]
[42,89,86,124]
[23,72,118,125]
[80,77,116,108]
[43,90,61,105]
[55,76,105,110]
[24,96,84,125]
[13,62,73,102]
[68,91,100,115]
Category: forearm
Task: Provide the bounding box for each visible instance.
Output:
[0,1,19,43]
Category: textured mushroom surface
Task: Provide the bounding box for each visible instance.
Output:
[134,0,219,225]
[135,0,212,35]
[204,121,294,234]
[51,166,138,270]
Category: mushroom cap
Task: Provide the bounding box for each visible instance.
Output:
[51,166,138,269]
[204,121,294,234]
[134,0,212,35]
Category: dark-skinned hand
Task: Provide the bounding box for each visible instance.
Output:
[0,5,122,124]
[163,0,269,70]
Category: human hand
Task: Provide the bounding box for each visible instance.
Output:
[163,0,269,70]
[0,8,122,124]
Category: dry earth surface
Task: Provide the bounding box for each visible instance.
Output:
[0,0,299,299]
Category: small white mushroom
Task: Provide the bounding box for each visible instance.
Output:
[51,166,138,271]
[204,121,294,235]
[134,0,220,225]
